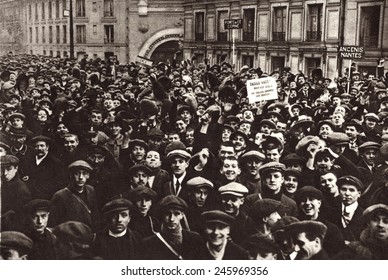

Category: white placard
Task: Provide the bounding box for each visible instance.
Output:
[136,56,153,67]
[246,77,278,103]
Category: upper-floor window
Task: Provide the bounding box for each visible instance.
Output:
[104,0,114,17]
[56,25,60,43]
[29,27,33,43]
[56,0,60,18]
[360,6,380,47]
[42,26,46,43]
[273,7,286,41]
[104,25,114,43]
[243,9,255,41]
[217,11,228,42]
[42,3,45,19]
[63,25,67,43]
[28,5,32,20]
[307,4,322,41]
[195,12,205,41]
[76,25,86,43]
[49,26,53,43]
[35,3,38,20]
[48,1,52,19]
[76,0,86,17]
[36,27,39,43]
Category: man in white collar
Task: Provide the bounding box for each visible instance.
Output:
[93,198,141,259]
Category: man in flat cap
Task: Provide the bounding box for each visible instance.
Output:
[290,220,329,260]
[357,141,381,186]
[1,155,32,215]
[141,195,206,260]
[272,216,300,260]
[200,210,249,260]
[218,182,249,244]
[23,199,57,260]
[23,135,67,200]
[335,204,388,259]
[93,198,141,259]
[143,149,170,191]
[239,150,265,194]
[0,231,33,260]
[51,160,100,231]
[242,233,279,260]
[127,164,152,190]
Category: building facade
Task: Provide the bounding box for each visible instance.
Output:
[182,0,388,78]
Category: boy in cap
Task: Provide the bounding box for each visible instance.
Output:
[0,231,33,260]
[93,198,141,259]
[51,160,100,231]
[23,199,57,260]
[200,210,249,260]
[141,195,206,260]
[239,151,265,194]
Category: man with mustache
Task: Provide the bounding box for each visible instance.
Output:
[93,198,141,259]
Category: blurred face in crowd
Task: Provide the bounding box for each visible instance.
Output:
[345,125,359,140]
[315,156,334,173]
[340,184,361,206]
[64,134,79,153]
[218,145,235,160]
[220,158,241,181]
[109,123,122,137]
[10,117,24,129]
[204,222,230,247]
[265,148,281,162]
[131,145,146,162]
[360,148,378,166]
[191,187,209,207]
[0,248,27,260]
[276,122,287,133]
[109,210,130,234]
[284,174,299,194]
[145,150,161,169]
[131,170,149,188]
[88,153,105,169]
[171,156,189,177]
[221,194,244,216]
[319,124,333,139]
[34,141,49,158]
[299,196,321,220]
[245,158,262,178]
[180,110,192,123]
[135,198,152,217]
[232,135,246,152]
[30,210,49,235]
[264,212,282,229]
[168,133,180,143]
[90,112,103,126]
[260,124,274,136]
[2,164,18,182]
[162,209,184,230]
[185,129,195,146]
[320,172,339,196]
[175,119,187,133]
[37,109,48,123]
[71,169,90,188]
[239,122,251,135]
[332,112,345,126]
[368,212,388,241]
[294,232,320,260]
[221,128,233,142]
[365,118,377,130]
[262,171,284,192]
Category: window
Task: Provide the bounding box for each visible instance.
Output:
[93,25,97,35]
[307,4,322,41]
[360,6,380,47]
[50,50,53,57]
[76,0,86,17]
[104,25,114,43]
[62,0,66,16]
[49,26,53,43]
[104,0,114,17]
[243,9,255,41]
[35,3,38,20]
[56,0,60,18]
[42,2,45,19]
[42,26,45,43]
[92,2,97,12]
[242,55,254,68]
[28,5,32,20]
[63,25,67,43]
[64,51,68,57]
[195,12,205,41]
[48,1,52,19]
[36,27,39,43]
[217,11,228,42]
[29,27,32,43]
[273,7,286,41]
[56,26,60,43]
[76,25,86,43]
[57,51,61,57]
[43,50,47,56]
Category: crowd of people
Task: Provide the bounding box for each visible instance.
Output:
[0,53,388,260]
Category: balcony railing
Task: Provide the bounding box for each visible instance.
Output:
[360,36,378,47]
[243,32,254,41]
[272,32,285,41]
[218,32,227,42]
[195,32,204,41]
[306,31,322,41]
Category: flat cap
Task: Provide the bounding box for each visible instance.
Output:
[358,141,381,152]
[158,195,188,213]
[362,204,388,222]
[259,119,277,129]
[86,145,108,156]
[68,160,93,171]
[281,153,304,165]
[186,176,214,189]
[289,220,328,239]
[201,210,235,227]
[127,186,157,201]
[218,182,249,197]
[337,175,364,191]
[326,132,349,146]
[295,135,320,155]
[23,199,51,214]
[272,216,300,233]
[240,150,265,162]
[128,139,148,151]
[8,112,25,120]
[230,130,249,143]
[316,119,335,131]
[167,149,191,161]
[31,135,52,144]
[102,198,135,215]
[165,141,187,155]
[243,233,279,254]
[364,113,379,122]
[128,164,151,176]
[249,198,283,220]
[284,168,302,179]
[0,231,33,254]
[0,154,19,166]
[259,162,286,177]
[53,221,94,244]
[295,186,323,203]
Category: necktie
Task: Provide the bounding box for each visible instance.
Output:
[342,207,351,228]
[175,180,181,195]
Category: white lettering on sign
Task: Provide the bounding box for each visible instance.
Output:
[136,56,153,67]
[338,46,365,60]
[246,77,278,103]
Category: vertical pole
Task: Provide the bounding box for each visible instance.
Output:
[232,29,236,68]
[69,0,74,59]
[347,59,352,93]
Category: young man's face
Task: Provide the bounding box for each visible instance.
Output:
[319,124,333,139]
[262,171,284,192]
[109,210,130,234]
[220,159,241,181]
[2,165,18,182]
[145,151,161,169]
[87,153,105,169]
[131,145,146,162]
[340,184,361,206]
[135,198,152,216]
[320,173,338,195]
[221,195,244,216]
[265,148,281,162]
[191,187,209,207]
[204,222,230,246]
[284,175,298,194]
[71,169,90,188]
[131,171,149,188]
[162,209,184,230]
[175,120,187,133]
[168,133,180,143]
[294,232,319,260]
[345,126,359,140]
[10,117,24,128]
[245,158,262,177]
[30,210,49,234]
[316,156,334,173]
[361,148,378,166]
[171,156,189,176]
[299,196,321,218]
[64,135,79,152]
[369,213,388,241]
[232,135,246,152]
[218,145,235,160]
[221,128,232,142]
[185,130,194,145]
[90,112,103,126]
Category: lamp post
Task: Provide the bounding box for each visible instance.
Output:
[69,0,74,59]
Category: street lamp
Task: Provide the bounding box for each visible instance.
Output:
[63,0,74,59]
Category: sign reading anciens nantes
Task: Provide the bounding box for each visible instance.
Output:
[338,46,365,59]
